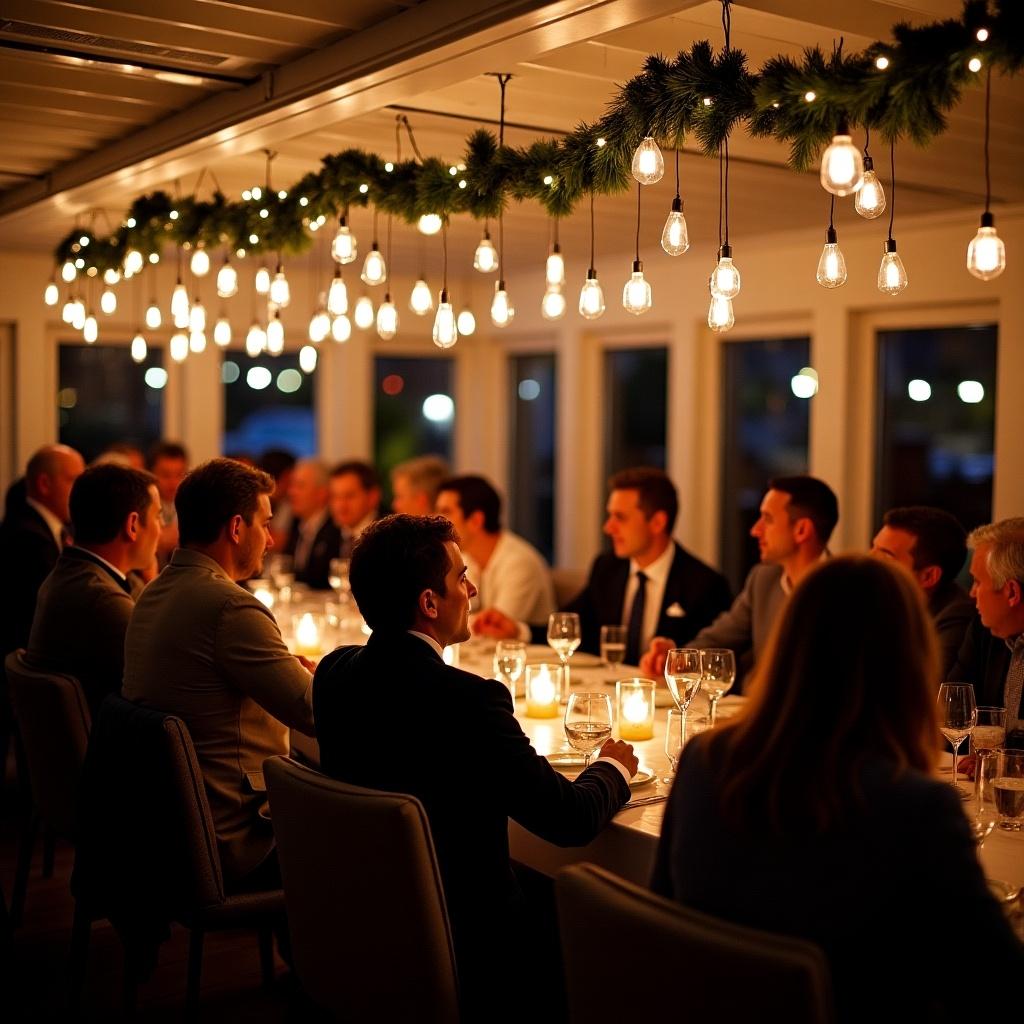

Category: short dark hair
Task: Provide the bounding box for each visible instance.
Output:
[438,475,502,533]
[69,464,157,545]
[331,460,380,492]
[768,476,839,545]
[350,514,457,631]
[147,440,188,470]
[608,467,678,533]
[175,458,274,546]
[259,449,296,480]
[882,506,967,583]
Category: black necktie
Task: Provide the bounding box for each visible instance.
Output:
[625,570,648,665]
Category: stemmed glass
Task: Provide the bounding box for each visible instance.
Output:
[700,648,736,727]
[328,558,351,601]
[493,640,527,700]
[937,683,977,794]
[664,648,703,738]
[547,612,581,694]
[970,751,999,847]
[664,709,685,783]
[564,692,613,769]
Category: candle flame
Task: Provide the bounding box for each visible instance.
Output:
[530,665,556,705]
[622,690,650,724]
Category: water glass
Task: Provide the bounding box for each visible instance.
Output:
[994,749,1024,832]
[701,648,735,726]
[564,692,613,768]
[971,751,999,846]
[972,706,1007,755]
[600,625,627,668]
[493,640,527,699]
[547,612,581,691]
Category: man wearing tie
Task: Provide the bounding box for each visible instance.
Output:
[284,458,341,590]
[328,460,380,559]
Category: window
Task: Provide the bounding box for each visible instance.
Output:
[509,353,556,563]
[374,356,454,505]
[875,324,996,532]
[223,352,317,459]
[58,342,164,461]
[603,346,667,479]
[720,338,811,591]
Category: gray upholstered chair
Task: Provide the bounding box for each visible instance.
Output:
[555,863,835,1024]
[264,756,460,1022]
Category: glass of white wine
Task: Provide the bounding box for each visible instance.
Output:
[547,612,581,694]
[564,692,613,769]
[700,648,736,727]
[664,708,685,783]
[937,683,977,795]
[664,647,702,736]
[972,706,1007,756]
[600,625,627,669]
[994,749,1024,832]
[970,751,999,847]
[493,640,526,700]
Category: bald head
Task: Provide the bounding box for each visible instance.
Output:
[25,444,85,522]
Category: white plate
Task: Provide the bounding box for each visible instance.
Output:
[546,753,655,788]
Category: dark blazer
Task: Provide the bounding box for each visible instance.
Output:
[313,630,629,1008]
[929,579,975,678]
[652,738,1024,1023]
[537,541,732,654]
[285,515,342,590]
[0,503,62,655]
[949,613,1021,740]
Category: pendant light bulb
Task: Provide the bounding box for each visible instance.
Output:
[309,309,330,343]
[71,299,86,331]
[622,260,653,315]
[631,136,665,185]
[877,239,909,295]
[190,246,210,277]
[61,260,77,283]
[245,322,266,357]
[123,249,144,278]
[327,270,349,316]
[456,309,476,336]
[266,313,285,354]
[62,298,76,324]
[417,213,443,236]
[432,289,458,349]
[541,286,567,320]
[188,300,206,334]
[376,295,398,340]
[354,295,375,330]
[131,333,147,363]
[410,278,434,315]
[966,212,1006,281]
[44,280,59,306]
[490,281,514,328]
[816,226,848,289]
[171,280,189,321]
[213,317,232,347]
[820,130,865,196]
[189,330,207,354]
[145,301,162,330]
[331,314,352,343]
[254,265,271,295]
[331,216,358,264]
[709,246,741,299]
[299,345,318,374]
[707,292,735,333]
[100,288,117,315]
[103,268,120,286]
[170,331,189,363]
[269,265,290,307]
[545,244,565,287]
[83,314,98,344]
[660,195,690,256]
[854,156,886,219]
[579,269,606,320]
[361,243,387,286]
[473,230,498,273]
[216,257,239,298]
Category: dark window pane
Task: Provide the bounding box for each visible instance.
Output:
[223,352,317,459]
[374,357,454,507]
[604,347,667,477]
[509,354,556,563]
[720,338,811,591]
[58,342,164,461]
[876,324,996,533]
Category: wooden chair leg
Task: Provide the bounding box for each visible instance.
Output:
[258,925,276,987]
[42,829,56,879]
[186,926,205,1017]
[67,902,92,1009]
[10,812,38,926]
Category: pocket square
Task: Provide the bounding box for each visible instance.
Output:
[665,602,686,618]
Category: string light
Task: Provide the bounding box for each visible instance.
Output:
[170,331,189,362]
[456,309,476,335]
[131,333,147,363]
[490,280,514,328]
[661,148,690,255]
[214,317,232,347]
[269,263,290,307]
[123,249,144,278]
[376,295,398,339]
[62,297,76,324]
[878,141,908,295]
[308,308,331,343]
[410,278,434,315]
[541,286,567,320]
[331,213,357,264]
[216,256,239,298]
[100,288,117,315]
[361,241,387,286]
[44,279,58,306]
[474,228,498,273]
[631,136,665,185]
[190,245,210,277]
[189,329,206,353]
[432,292,458,348]
[83,312,98,344]
[546,220,565,286]
[820,118,864,196]
[966,67,1005,281]
[246,321,267,356]
[266,312,285,354]
[71,298,86,330]
[331,314,352,342]
[171,279,190,327]
[855,127,886,219]
[327,268,349,316]
[103,268,120,286]
[145,301,162,330]
[622,184,652,315]
[579,192,605,320]
[299,345,318,373]
[816,196,848,289]
[354,295,374,329]
[254,265,271,295]
[188,300,206,334]
[61,260,77,283]
[707,291,735,333]
[417,213,442,235]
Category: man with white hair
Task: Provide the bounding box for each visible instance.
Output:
[284,458,340,590]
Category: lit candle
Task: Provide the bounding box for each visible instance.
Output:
[252,586,275,609]
[525,664,562,718]
[617,678,655,740]
[294,612,322,657]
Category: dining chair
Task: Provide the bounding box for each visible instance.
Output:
[264,756,460,1023]
[4,650,91,926]
[555,863,835,1024]
[70,694,282,1015]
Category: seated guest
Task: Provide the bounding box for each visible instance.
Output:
[435,474,555,628]
[259,448,296,548]
[390,454,449,515]
[871,505,973,675]
[123,458,315,887]
[328,460,380,559]
[640,475,837,679]
[950,517,1024,747]
[477,467,732,660]
[314,514,636,1020]
[146,440,189,564]
[652,556,1023,1022]
[0,444,85,657]
[284,458,341,590]
[94,442,146,469]
[27,464,161,714]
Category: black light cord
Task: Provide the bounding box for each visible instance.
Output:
[589,191,596,270]
[674,146,680,198]
[984,65,992,213]
[863,124,871,158]
[634,183,641,262]
[717,146,724,249]
[724,137,731,246]
[887,139,896,243]
[829,193,835,231]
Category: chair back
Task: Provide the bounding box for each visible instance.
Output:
[5,650,91,838]
[555,863,834,1024]
[264,756,459,1022]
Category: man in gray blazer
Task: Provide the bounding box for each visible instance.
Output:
[124,458,315,887]
[27,463,161,715]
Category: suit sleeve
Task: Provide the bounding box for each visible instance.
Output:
[947,615,982,684]
[934,604,974,680]
[689,570,756,655]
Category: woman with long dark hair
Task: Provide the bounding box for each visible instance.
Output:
[652,556,1022,1021]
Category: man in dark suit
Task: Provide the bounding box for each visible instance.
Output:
[475,467,732,660]
[314,514,637,1020]
[283,458,341,590]
[327,459,380,559]
[26,463,161,715]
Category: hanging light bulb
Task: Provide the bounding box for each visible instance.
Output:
[189,330,207,353]
[816,226,848,288]
[170,331,189,363]
[131,333,147,363]
[216,257,239,298]
[622,260,653,315]
[855,155,886,219]
[709,245,741,299]
[410,278,433,315]
[145,301,162,330]
[545,243,565,287]
[299,345,318,373]
[266,313,285,354]
[246,321,267,357]
[820,123,864,196]
[71,299,86,331]
[327,269,349,316]
[376,295,398,340]
[103,268,121,286]
[61,260,77,283]
[44,280,59,306]
[331,314,352,343]
[62,298,76,324]
[967,212,1005,281]
[269,263,290,307]
[457,309,476,336]
[331,214,358,264]
[660,195,690,255]
[474,230,498,273]
[579,269,606,320]
[361,243,387,286]
[707,292,735,333]
[432,288,458,349]
[100,288,117,315]
[308,308,331,343]
[490,280,514,328]
[878,239,909,295]
[213,317,232,347]
[354,295,374,330]
[171,280,190,326]
[417,213,443,236]
[254,265,271,295]
[541,286,566,320]
[83,313,98,344]
[123,249,144,278]
[190,246,210,277]
[631,136,665,185]
[188,300,206,334]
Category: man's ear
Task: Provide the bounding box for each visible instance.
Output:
[792,517,813,545]
[649,509,668,536]
[1006,578,1023,608]
[227,513,245,545]
[419,588,439,620]
[916,565,942,590]
[124,511,141,542]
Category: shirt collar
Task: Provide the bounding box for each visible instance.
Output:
[299,508,328,537]
[780,549,830,595]
[630,540,674,585]
[344,512,376,539]
[407,630,444,658]
[1006,633,1024,655]
[71,545,127,581]
[25,496,65,548]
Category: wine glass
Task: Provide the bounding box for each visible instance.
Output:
[493,640,526,699]
[664,708,685,783]
[600,625,627,669]
[564,692,613,769]
[937,683,977,795]
[547,612,581,693]
[267,554,295,601]
[328,558,351,603]
[970,751,999,847]
[700,648,736,727]
[664,648,702,741]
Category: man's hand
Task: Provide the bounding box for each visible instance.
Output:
[956,754,977,782]
[296,655,317,674]
[639,636,675,676]
[472,607,520,639]
[597,738,639,778]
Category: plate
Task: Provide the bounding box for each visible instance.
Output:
[565,652,605,668]
[545,753,655,788]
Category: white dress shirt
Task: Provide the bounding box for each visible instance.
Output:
[620,541,676,654]
[477,531,556,627]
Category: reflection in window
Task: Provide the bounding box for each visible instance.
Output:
[603,347,668,479]
[223,352,317,459]
[720,338,811,591]
[58,342,164,461]
[374,356,454,507]
[509,354,556,563]
[876,324,996,532]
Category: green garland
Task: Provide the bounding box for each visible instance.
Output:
[54,0,1022,274]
